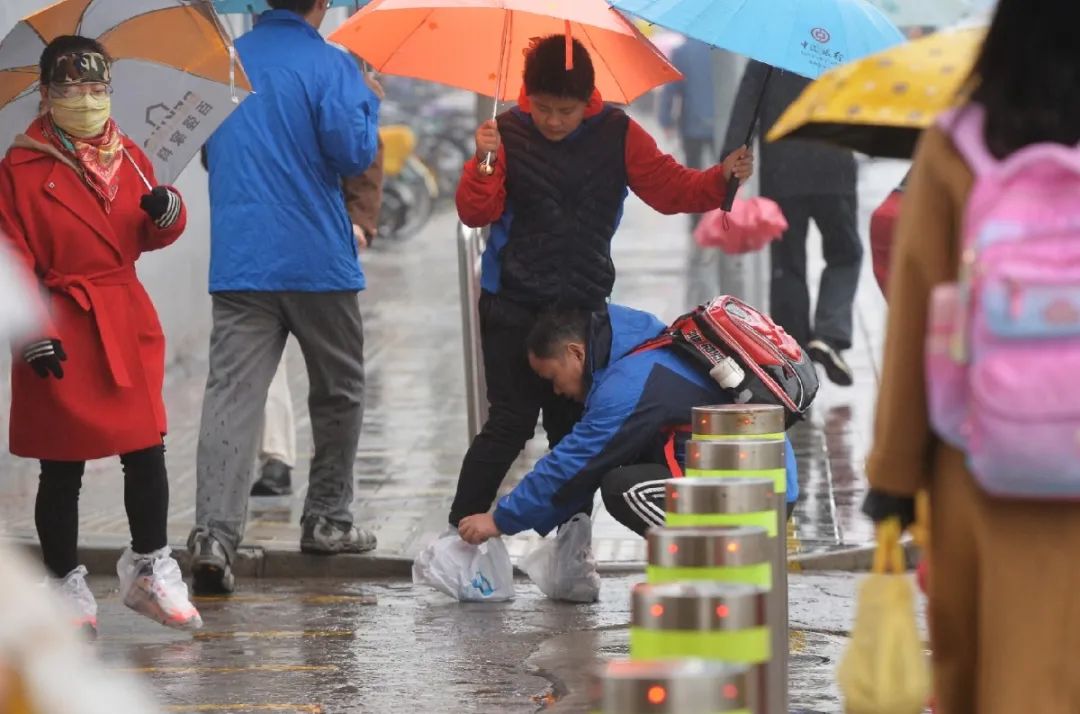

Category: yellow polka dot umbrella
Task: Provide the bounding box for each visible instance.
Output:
[766,24,985,158]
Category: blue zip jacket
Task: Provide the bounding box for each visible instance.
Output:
[206,10,380,292]
[493,305,798,536]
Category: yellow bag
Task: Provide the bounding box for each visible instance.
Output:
[837,518,930,714]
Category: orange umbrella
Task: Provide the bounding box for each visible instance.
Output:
[328,0,681,105]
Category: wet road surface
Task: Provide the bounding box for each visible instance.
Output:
[89,572,921,713]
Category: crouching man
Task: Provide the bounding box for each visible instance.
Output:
[458,304,797,545]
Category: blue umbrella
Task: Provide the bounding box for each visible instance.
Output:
[212,0,369,14]
[611,0,904,206]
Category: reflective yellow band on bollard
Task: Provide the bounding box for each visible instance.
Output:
[630,626,771,664]
[685,467,787,494]
[646,562,772,590]
[664,509,778,537]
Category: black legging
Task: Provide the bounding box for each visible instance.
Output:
[36,444,170,579]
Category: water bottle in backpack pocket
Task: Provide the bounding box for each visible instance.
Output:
[925,105,1080,498]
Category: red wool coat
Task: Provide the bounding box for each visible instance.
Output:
[0,117,186,461]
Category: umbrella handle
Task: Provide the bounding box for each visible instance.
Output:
[722,66,774,212]
[721,177,741,211]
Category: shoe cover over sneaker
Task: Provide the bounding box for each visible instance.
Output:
[117,547,203,630]
[56,565,98,636]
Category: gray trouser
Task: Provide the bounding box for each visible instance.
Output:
[191,291,364,558]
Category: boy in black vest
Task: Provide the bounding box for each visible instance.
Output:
[450,35,753,527]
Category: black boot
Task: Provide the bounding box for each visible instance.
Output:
[251,458,292,496]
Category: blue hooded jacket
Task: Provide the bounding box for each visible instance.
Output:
[205,10,380,293]
[493,305,798,536]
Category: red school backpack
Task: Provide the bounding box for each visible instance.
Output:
[635,296,819,427]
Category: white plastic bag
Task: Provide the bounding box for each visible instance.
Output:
[521,514,601,603]
[412,530,515,602]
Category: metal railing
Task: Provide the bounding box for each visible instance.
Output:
[457,223,489,442]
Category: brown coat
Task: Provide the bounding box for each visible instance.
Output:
[867,124,1080,713]
[343,137,384,237]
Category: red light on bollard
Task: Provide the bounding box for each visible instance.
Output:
[667,543,679,554]
[650,604,664,618]
[647,685,667,704]
[716,604,729,618]
[723,684,738,700]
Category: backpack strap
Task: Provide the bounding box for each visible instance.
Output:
[661,424,692,478]
[938,104,997,178]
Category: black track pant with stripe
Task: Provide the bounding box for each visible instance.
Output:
[600,464,795,536]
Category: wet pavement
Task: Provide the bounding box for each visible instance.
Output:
[89,572,925,713]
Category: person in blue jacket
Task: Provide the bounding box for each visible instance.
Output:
[187,0,382,595]
[458,304,798,543]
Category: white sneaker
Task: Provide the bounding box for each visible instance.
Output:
[55,565,98,636]
[117,547,203,631]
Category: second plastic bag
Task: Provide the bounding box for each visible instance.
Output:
[837,518,930,714]
[412,530,515,602]
[520,514,601,603]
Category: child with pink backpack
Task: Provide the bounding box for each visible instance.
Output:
[862,0,1080,710]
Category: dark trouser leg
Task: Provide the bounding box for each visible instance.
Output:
[36,460,86,578]
[682,137,713,170]
[192,292,288,559]
[119,444,170,555]
[282,292,366,528]
[599,464,673,537]
[769,197,814,348]
[450,294,548,526]
[811,193,862,350]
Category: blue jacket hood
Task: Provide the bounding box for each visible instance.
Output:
[585,304,665,390]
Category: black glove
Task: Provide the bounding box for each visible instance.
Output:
[23,339,67,379]
[140,186,182,229]
[862,488,916,529]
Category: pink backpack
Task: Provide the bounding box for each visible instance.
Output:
[926,105,1080,498]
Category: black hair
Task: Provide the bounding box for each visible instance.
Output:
[527,309,592,359]
[39,36,109,85]
[268,0,319,14]
[523,35,595,102]
[967,0,1080,159]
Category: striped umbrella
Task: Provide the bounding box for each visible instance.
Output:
[0,0,252,183]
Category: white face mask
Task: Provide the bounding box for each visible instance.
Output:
[50,92,111,138]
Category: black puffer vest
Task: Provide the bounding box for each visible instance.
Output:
[497,107,629,309]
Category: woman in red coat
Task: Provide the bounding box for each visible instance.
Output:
[0,37,201,634]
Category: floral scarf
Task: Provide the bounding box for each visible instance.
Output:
[42,116,124,210]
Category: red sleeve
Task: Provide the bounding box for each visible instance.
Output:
[624,119,729,215]
[130,146,186,252]
[0,161,57,340]
[455,144,507,228]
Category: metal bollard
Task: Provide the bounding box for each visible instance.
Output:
[590,659,757,714]
[691,404,786,443]
[683,436,788,714]
[630,581,769,712]
[665,478,776,535]
[456,223,488,442]
[646,526,771,590]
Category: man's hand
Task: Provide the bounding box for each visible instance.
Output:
[474,120,501,161]
[721,145,754,182]
[364,71,385,101]
[458,513,501,545]
[353,224,369,250]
